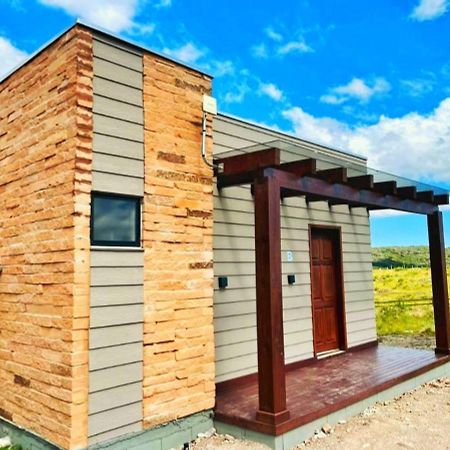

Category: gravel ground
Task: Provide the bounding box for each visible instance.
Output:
[191,377,450,450]
[378,334,435,350]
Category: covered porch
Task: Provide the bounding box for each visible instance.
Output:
[215,345,449,436]
[213,143,450,440]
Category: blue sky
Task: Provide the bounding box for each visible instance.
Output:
[1,0,450,246]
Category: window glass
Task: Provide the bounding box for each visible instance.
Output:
[91,194,140,246]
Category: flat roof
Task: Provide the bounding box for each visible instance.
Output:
[0,19,212,85]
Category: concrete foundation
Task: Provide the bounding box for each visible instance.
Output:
[0,410,214,450]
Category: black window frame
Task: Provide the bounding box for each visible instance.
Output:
[90,192,142,248]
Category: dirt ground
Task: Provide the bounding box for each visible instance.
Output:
[191,377,450,450]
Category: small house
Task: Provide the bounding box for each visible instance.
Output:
[0,22,449,450]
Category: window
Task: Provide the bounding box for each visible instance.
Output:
[91,193,141,247]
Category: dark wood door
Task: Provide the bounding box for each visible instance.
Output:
[310,228,343,354]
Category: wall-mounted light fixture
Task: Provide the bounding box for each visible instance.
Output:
[218,276,228,289]
[287,274,296,285]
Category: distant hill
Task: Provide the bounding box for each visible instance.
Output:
[372,246,450,268]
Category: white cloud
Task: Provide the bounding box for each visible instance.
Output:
[223,83,251,104]
[401,78,435,97]
[259,82,283,101]
[162,42,204,64]
[282,97,450,183]
[319,94,347,105]
[38,0,140,33]
[251,43,268,59]
[277,40,313,55]
[411,0,448,21]
[265,26,283,42]
[129,22,156,35]
[155,0,172,7]
[0,36,28,78]
[251,23,314,59]
[320,77,390,104]
[209,59,235,77]
[370,209,412,218]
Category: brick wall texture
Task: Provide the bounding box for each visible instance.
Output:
[142,54,215,428]
[0,26,93,449]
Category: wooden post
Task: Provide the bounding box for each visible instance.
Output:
[254,174,290,426]
[427,211,450,354]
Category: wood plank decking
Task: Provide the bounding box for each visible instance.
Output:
[215,345,450,436]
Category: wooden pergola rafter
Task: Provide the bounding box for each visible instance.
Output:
[215,147,450,431]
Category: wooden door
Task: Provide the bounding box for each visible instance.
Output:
[310,228,344,354]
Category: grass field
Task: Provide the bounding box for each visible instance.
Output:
[373,267,437,336]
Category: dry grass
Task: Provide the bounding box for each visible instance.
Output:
[373,267,440,336]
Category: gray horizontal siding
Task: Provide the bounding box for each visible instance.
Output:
[90,362,143,393]
[93,153,144,178]
[93,95,144,124]
[94,57,142,89]
[90,342,143,371]
[91,266,144,286]
[89,422,142,447]
[89,248,144,438]
[93,77,143,107]
[90,324,143,351]
[93,37,143,70]
[92,35,144,197]
[89,34,145,443]
[213,115,376,383]
[88,403,142,444]
[90,382,142,414]
[94,114,144,142]
[92,172,144,196]
[90,307,143,328]
[93,133,144,160]
[213,114,367,170]
[91,285,143,307]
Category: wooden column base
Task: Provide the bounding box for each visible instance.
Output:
[435,347,450,355]
[256,409,291,426]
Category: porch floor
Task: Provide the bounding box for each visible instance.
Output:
[215,345,450,436]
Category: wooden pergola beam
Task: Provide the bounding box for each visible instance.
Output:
[417,190,434,203]
[216,148,280,176]
[316,167,348,184]
[434,193,450,205]
[329,200,357,207]
[373,181,397,195]
[305,194,327,203]
[217,170,257,189]
[347,175,374,190]
[397,186,417,200]
[271,168,438,215]
[216,147,447,213]
[279,158,316,177]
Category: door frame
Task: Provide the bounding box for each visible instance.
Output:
[308,224,348,357]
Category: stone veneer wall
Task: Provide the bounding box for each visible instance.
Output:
[0,26,93,449]
[142,53,215,428]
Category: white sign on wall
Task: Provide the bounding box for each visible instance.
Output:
[286,251,294,262]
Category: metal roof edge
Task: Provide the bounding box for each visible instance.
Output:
[216,112,368,163]
[76,19,212,78]
[0,19,212,86]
